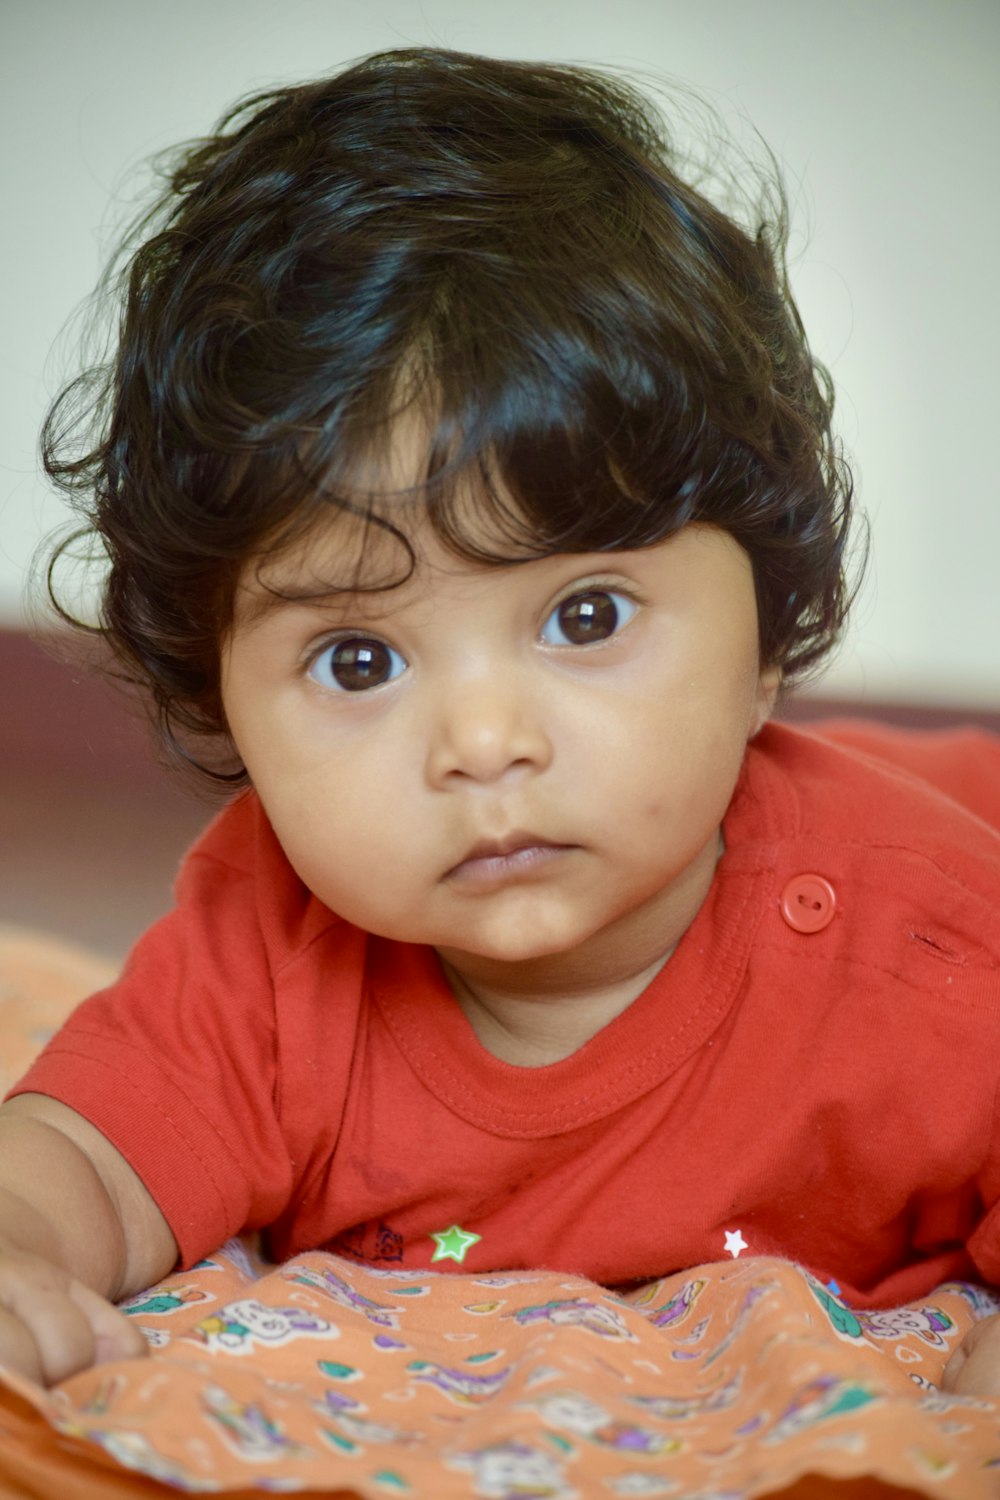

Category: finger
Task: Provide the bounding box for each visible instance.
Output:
[0,1304,47,1385]
[941,1316,1000,1397]
[940,1344,967,1391]
[68,1279,149,1365]
[946,1342,1000,1398]
[0,1269,100,1385]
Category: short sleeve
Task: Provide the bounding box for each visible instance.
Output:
[5,796,298,1267]
[811,720,1000,833]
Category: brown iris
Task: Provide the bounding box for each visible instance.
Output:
[553,591,622,645]
[326,638,396,690]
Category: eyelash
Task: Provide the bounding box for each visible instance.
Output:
[539,584,640,649]
[304,580,643,693]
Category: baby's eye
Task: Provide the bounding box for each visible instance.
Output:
[540,589,637,647]
[308,636,407,692]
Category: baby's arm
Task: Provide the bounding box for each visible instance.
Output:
[0,1093,178,1385]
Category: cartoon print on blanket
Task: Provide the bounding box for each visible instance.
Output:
[0,1243,999,1497]
[2,930,1000,1498]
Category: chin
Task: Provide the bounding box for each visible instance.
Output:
[446,920,588,967]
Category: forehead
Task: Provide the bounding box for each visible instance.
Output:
[230,478,530,634]
[231,410,549,629]
[231,505,418,629]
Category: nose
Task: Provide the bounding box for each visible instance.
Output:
[424,674,553,788]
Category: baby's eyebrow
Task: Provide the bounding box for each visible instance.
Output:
[234,578,397,632]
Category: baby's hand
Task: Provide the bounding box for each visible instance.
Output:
[0,1246,148,1386]
[941,1310,1000,1398]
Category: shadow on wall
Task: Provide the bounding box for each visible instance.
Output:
[1,629,218,959]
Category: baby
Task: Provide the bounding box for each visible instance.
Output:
[3,46,1000,1398]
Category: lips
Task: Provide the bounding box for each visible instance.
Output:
[444,833,573,886]
[461,834,556,863]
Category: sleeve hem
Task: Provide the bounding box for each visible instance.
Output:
[6,1041,253,1269]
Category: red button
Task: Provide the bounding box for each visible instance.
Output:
[780,874,837,933]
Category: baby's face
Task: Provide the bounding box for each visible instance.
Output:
[221,504,777,993]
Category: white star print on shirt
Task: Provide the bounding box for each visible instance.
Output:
[724,1229,748,1258]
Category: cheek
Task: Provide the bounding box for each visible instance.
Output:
[617,676,759,820]
[255,735,416,901]
[269,767,374,851]
[276,802,400,922]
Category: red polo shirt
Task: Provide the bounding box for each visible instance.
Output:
[10,721,1000,1307]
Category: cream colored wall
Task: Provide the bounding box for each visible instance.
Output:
[2,0,997,705]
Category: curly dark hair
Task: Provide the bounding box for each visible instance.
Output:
[41,46,861,784]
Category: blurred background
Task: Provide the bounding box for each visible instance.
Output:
[2,0,998,958]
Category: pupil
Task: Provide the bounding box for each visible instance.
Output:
[559,592,618,644]
[331,639,391,690]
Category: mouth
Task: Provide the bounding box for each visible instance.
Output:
[444,834,575,888]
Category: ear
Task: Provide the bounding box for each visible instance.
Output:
[750,664,781,738]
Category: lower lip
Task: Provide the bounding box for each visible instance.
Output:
[447,844,572,890]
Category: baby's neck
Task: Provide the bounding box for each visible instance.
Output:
[438,949,673,1066]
